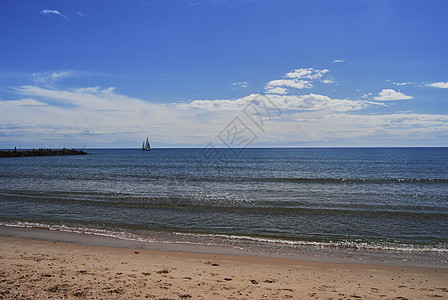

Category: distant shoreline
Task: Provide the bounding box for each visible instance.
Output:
[0,148,87,158]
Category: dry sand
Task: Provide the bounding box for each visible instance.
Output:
[1,236,447,299]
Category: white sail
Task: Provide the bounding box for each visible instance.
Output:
[142,137,151,151]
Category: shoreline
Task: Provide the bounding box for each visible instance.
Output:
[1,225,447,269]
[1,235,448,299]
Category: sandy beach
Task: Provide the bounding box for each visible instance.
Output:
[1,236,447,299]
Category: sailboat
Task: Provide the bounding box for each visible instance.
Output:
[142,137,151,151]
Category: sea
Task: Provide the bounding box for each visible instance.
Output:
[1,148,447,267]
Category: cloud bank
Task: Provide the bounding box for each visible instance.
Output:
[179,93,374,112]
[1,67,447,148]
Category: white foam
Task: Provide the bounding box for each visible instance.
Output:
[2,221,447,254]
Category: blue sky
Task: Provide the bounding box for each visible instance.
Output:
[0,0,447,148]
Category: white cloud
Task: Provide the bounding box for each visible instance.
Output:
[15,86,170,115]
[427,82,448,88]
[232,81,248,88]
[333,59,344,63]
[321,79,334,84]
[50,71,72,80]
[40,9,68,20]
[273,112,448,144]
[32,71,75,85]
[266,87,288,94]
[177,97,246,111]
[178,93,373,112]
[77,11,85,17]
[267,79,312,89]
[285,68,329,80]
[373,89,413,100]
[2,86,212,147]
[272,94,370,111]
[393,82,412,86]
[265,68,332,93]
[0,98,48,107]
[229,111,448,147]
[378,114,448,128]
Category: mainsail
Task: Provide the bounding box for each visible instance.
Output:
[142,137,151,151]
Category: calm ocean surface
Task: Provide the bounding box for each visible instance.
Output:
[1,148,447,263]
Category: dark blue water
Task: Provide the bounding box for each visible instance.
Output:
[1,148,447,254]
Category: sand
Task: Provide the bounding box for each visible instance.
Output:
[1,236,447,299]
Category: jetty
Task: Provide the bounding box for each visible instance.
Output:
[0,148,88,158]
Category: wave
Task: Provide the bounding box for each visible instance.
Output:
[173,232,448,253]
[260,177,448,184]
[2,191,447,219]
[0,221,155,243]
[2,172,448,185]
[140,175,448,184]
[2,190,447,219]
[2,221,447,254]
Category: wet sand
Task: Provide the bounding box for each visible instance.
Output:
[1,236,447,299]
